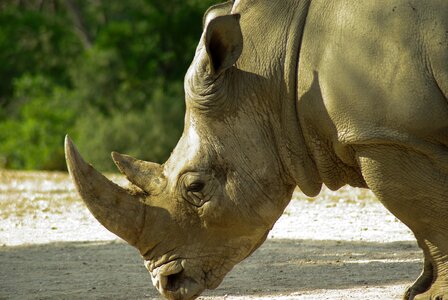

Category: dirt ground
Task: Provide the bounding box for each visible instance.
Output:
[0,170,422,299]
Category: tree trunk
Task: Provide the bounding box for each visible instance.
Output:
[63,0,93,49]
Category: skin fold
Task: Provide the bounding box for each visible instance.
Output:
[65,0,448,299]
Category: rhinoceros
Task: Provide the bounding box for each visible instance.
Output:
[65,0,448,299]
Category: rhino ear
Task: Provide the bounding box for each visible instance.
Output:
[205,14,243,76]
[202,2,233,28]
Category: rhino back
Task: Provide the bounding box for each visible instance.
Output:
[297,0,448,161]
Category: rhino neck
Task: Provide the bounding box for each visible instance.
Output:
[232,0,322,196]
[277,0,323,197]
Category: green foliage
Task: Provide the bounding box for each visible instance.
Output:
[0,0,217,171]
[0,5,80,108]
[0,75,78,170]
[74,82,185,171]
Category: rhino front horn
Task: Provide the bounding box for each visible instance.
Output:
[64,135,146,246]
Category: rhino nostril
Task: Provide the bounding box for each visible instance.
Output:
[165,271,183,292]
[156,270,203,299]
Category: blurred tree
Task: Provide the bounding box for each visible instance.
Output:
[0,0,218,171]
[0,2,80,110]
[0,75,78,169]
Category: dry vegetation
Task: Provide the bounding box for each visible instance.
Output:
[0,170,74,218]
[0,169,126,219]
[0,169,374,220]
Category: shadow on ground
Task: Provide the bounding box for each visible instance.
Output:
[0,239,421,299]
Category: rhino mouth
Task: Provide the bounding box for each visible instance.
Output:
[149,259,204,300]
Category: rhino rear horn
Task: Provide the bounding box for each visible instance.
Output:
[65,136,145,246]
[111,152,165,195]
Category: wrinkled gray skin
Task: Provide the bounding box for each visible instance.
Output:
[65,0,448,299]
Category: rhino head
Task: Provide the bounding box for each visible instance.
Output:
[66,1,320,299]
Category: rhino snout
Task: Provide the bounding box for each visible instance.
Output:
[150,260,203,300]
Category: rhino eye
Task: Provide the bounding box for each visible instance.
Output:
[181,173,213,206]
[187,181,205,193]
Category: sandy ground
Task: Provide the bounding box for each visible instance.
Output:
[0,170,422,299]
